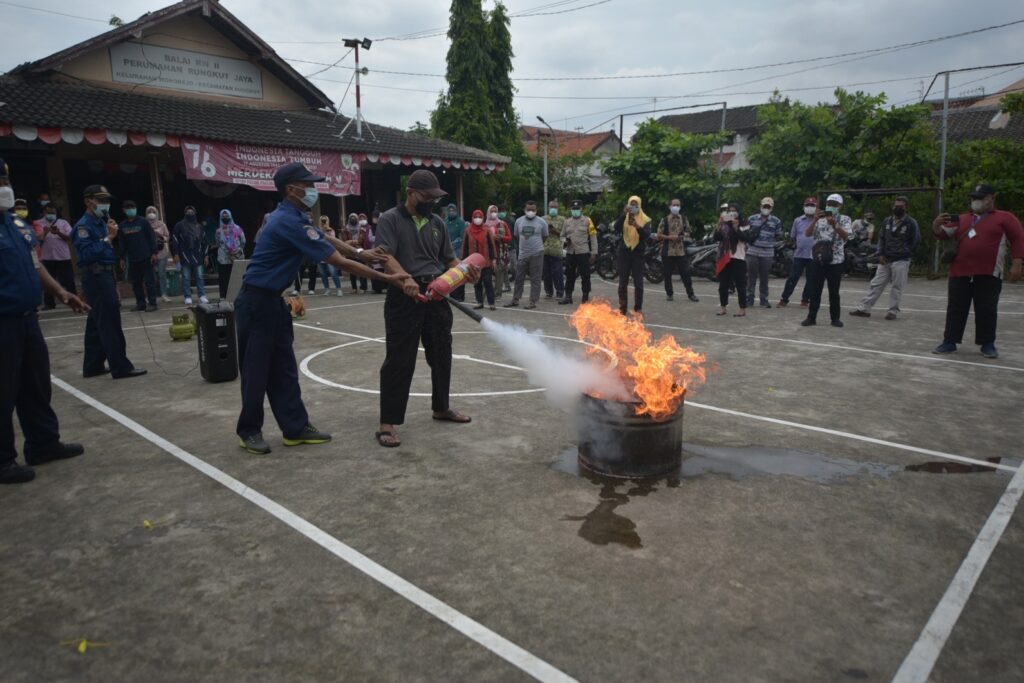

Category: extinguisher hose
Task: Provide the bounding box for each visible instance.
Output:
[443,294,485,324]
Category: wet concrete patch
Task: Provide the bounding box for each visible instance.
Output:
[679,443,902,483]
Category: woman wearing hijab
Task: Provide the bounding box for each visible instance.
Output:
[462,209,499,310]
[145,206,172,302]
[613,195,652,315]
[713,202,755,317]
[316,215,343,295]
[215,209,247,300]
[341,212,368,294]
[484,203,512,299]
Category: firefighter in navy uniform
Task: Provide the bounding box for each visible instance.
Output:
[235,162,406,454]
[0,158,90,484]
[72,185,146,379]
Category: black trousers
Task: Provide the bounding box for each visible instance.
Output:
[295,263,318,293]
[235,288,309,439]
[129,259,157,308]
[807,262,844,322]
[943,275,1003,345]
[616,247,645,313]
[718,259,747,308]
[42,259,76,308]
[81,269,134,377]
[473,267,495,305]
[564,253,592,300]
[0,313,61,466]
[664,254,695,297]
[380,284,453,425]
[349,273,368,292]
[217,262,233,300]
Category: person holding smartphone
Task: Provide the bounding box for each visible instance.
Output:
[801,193,851,328]
[931,184,1023,359]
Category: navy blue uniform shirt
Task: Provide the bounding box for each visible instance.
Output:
[0,210,42,316]
[117,216,157,262]
[73,212,116,267]
[243,201,335,291]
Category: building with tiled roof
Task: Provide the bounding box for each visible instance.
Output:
[519,125,622,195]
[0,0,508,234]
[657,105,759,171]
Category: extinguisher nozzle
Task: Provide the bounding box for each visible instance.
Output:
[443,295,485,324]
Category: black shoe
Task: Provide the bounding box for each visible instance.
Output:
[581,296,589,303]
[146,304,158,312]
[849,309,870,317]
[0,461,35,484]
[524,302,537,310]
[132,305,146,312]
[83,367,110,378]
[25,442,85,467]
[544,293,553,299]
[831,320,844,328]
[760,301,772,309]
[473,303,485,310]
[283,424,332,446]
[557,298,573,305]
[239,433,272,454]
[801,318,816,327]
[503,301,519,308]
[688,295,700,302]
[112,368,147,379]
[666,295,674,301]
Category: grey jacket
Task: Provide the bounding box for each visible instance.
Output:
[562,216,597,255]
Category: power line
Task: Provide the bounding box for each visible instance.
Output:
[0,0,106,23]
[284,17,1024,82]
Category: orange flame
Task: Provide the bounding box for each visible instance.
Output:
[570,301,706,420]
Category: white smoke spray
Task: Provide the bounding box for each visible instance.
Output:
[480,317,629,412]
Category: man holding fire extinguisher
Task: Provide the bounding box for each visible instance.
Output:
[373,169,482,448]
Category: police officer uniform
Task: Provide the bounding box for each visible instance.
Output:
[72,186,144,379]
[235,163,335,454]
[0,158,84,484]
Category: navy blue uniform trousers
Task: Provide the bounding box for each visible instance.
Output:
[235,288,308,439]
[0,313,60,466]
[81,269,134,377]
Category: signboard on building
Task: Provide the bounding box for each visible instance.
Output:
[181,139,361,196]
[110,43,263,100]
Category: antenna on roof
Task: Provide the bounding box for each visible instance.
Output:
[335,37,377,143]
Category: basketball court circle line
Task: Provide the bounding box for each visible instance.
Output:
[296,327,613,398]
[49,375,577,683]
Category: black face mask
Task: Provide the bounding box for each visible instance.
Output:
[892,207,906,218]
[415,200,436,217]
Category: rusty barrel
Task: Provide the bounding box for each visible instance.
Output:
[576,394,684,479]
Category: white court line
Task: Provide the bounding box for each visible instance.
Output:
[295,320,1011,472]
[37,298,384,325]
[687,402,1017,473]
[891,458,1024,683]
[44,322,171,340]
[491,305,1024,373]
[49,375,577,683]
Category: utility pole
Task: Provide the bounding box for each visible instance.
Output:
[537,115,556,209]
[337,37,375,142]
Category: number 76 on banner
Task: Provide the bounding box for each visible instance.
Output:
[184,142,217,178]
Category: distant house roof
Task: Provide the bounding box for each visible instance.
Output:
[8,0,333,110]
[658,105,760,135]
[0,78,510,166]
[520,125,621,157]
[970,78,1024,109]
[932,106,1024,144]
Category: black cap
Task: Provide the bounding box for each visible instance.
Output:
[273,162,325,190]
[969,183,995,199]
[571,199,582,209]
[83,184,111,199]
[407,169,447,198]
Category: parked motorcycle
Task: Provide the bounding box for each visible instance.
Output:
[771,240,794,279]
[844,237,878,277]
[644,238,664,284]
[686,235,720,282]
[595,223,618,281]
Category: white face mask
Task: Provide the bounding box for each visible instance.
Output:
[96,203,111,215]
[473,217,483,225]
[760,207,771,216]
[525,210,536,219]
[146,212,157,220]
[804,206,816,216]
[359,220,367,226]
[971,199,985,213]
[669,206,681,215]
[0,186,14,210]
[489,212,498,220]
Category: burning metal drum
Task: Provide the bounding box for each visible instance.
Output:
[577,393,684,479]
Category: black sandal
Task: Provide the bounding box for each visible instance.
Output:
[375,431,401,448]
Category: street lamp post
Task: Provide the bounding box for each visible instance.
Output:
[537,116,556,208]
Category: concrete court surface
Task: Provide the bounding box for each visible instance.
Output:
[2,274,1022,682]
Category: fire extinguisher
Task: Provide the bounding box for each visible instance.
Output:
[417,252,488,302]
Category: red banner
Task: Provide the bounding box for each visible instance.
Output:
[181,139,361,196]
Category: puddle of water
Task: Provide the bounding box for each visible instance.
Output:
[679,443,902,483]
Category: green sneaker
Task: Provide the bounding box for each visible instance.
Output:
[239,433,272,455]
[283,424,332,447]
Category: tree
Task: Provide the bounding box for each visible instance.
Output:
[1000,92,1024,115]
[431,0,496,152]
[408,121,432,137]
[484,3,520,157]
[598,120,727,233]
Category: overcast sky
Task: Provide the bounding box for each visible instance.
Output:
[3,0,1023,138]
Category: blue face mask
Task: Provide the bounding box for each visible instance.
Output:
[300,187,319,208]
[125,209,137,218]
[549,208,558,217]
[571,209,582,218]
